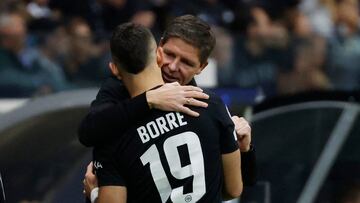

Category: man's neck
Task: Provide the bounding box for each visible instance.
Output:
[122,65,164,98]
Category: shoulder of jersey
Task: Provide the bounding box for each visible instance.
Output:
[203,89,222,104]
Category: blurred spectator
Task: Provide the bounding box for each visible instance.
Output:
[49,0,93,21]
[0,12,68,97]
[131,9,160,39]
[211,26,233,72]
[147,0,171,37]
[131,10,156,28]
[292,11,313,38]
[62,18,109,87]
[300,0,335,38]
[49,0,159,38]
[0,0,358,98]
[0,0,24,13]
[278,37,330,94]
[100,0,148,33]
[195,0,235,27]
[220,3,286,97]
[326,0,360,91]
[39,25,69,66]
[167,0,197,17]
[27,0,52,19]
[26,0,61,28]
[49,0,106,37]
[276,6,331,95]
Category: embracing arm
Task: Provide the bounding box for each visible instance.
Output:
[231,116,257,186]
[78,92,150,147]
[84,170,127,203]
[240,146,257,186]
[78,77,209,147]
[78,77,140,147]
[91,143,128,203]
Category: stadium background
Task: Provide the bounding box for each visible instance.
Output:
[0,0,360,202]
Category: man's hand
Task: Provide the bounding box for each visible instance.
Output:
[146,82,209,117]
[232,116,252,152]
[84,162,98,199]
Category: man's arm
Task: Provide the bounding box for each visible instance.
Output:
[78,93,150,147]
[78,77,209,147]
[232,116,257,186]
[240,146,257,186]
[222,150,243,200]
[83,162,127,203]
[97,186,127,203]
[91,144,127,203]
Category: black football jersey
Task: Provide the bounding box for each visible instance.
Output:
[93,91,238,203]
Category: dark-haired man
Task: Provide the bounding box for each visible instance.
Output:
[93,22,242,203]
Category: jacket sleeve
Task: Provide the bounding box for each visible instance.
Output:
[240,145,257,186]
[78,77,151,147]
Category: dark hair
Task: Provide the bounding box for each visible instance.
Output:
[110,22,154,74]
[161,15,216,65]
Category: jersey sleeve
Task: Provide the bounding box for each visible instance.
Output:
[77,77,152,147]
[93,145,126,187]
[206,92,257,186]
[208,92,239,154]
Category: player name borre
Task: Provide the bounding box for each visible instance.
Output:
[137,112,188,144]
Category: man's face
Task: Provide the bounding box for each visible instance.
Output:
[0,15,27,53]
[158,37,207,85]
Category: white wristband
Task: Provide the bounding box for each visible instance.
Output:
[90,187,99,203]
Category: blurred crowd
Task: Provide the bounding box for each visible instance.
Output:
[0,0,359,98]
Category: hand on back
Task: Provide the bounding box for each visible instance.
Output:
[146,82,209,117]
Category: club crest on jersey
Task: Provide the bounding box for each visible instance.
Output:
[185,195,192,202]
[93,161,103,169]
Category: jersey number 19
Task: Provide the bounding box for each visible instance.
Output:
[140,131,206,203]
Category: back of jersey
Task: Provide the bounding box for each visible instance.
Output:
[94,92,238,203]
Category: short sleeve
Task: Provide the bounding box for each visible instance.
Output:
[208,92,239,154]
[93,145,126,187]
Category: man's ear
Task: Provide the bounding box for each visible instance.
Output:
[109,62,122,80]
[156,47,164,67]
[196,62,208,75]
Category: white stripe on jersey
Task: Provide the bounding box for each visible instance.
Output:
[225,105,237,141]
